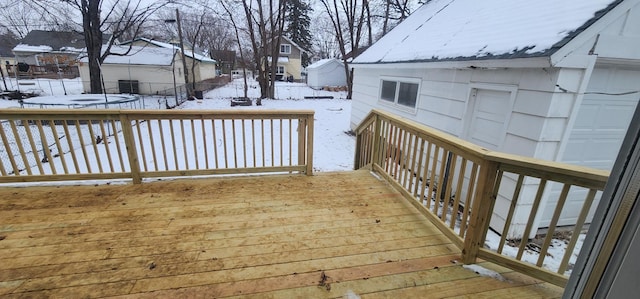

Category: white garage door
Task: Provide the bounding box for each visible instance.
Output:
[562,66,640,170]
[540,66,640,228]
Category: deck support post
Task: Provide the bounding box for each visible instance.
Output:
[462,160,499,264]
[120,114,142,184]
[304,114,314,175]
[298,117,306,172]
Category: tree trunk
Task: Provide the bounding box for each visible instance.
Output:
[382,0,391,35]
[82,0,104,94]
[345,63,354,99]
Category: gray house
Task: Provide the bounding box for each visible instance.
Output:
[350,0,640,235]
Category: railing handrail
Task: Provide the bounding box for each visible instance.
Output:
[0,108,315,117]
[487,151,609,189]
[0,109,314,184]
[354,109,610,288]
[356,109,609,184]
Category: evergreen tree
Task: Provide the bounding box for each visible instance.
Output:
[285,0,313,67]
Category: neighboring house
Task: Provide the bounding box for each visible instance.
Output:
[123,38,217,83]
[269,36,305,81]
[11,30,104,78]
[350,0,640,235]
[78,45,182,95]
[306,58,346,89]
[211,50,236,75]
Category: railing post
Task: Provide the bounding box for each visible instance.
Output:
[120,113,142,184]
[305,113,314,175]
[298,117,306,171]
[370,114,381,170]
[353,131,362,170]
[354,114,380,170]
[462,159,499,264]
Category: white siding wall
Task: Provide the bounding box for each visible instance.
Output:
[352,66,566,151]
[196,62,217,82]
[79,58,183,95]
[351,0,640,237]
[351,64,593,236]
[352,67,472,136]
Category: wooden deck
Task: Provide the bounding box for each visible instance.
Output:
[0,170,563,298]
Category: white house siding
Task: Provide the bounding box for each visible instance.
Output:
[351,0,640,240]
[285,57,303,81]
[351,63,601,236]
[352,66,566,149]
[562,66,640,170]
[538,65,640,228]
[79,61,183,95]
[537,1,640,228]
[194,62,217,82]
[352,67,472,136]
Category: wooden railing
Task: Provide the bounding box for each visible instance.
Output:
[0,109,314,184]
[354,109,609,287]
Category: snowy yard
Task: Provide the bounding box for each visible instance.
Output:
[0,78,355,172]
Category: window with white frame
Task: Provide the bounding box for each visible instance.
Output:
[277,65,285,74]
[280,44,291,54]
[379,78,420,109]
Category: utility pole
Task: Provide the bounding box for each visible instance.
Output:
[176,9,189,96]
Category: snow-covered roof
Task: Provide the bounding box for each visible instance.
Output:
[307,58,343,69]
[131,38,216,63]
[13,44,54,53]
[354,0,620,64]
[12,30,111,54]
[80,46,175,66]
[281,36,307,53]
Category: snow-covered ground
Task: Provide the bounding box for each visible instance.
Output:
[178,79,354,172]
[0,78,354,172]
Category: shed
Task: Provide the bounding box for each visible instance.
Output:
[349,0,640,235]
[306,58,346,89]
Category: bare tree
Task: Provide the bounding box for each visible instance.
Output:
[201,22,235,52]
[220,1,250,99]
[0,1,76,38]
[171,10,208,91]
[319,0,369,99]
[380,0,415,36]
[311,15,341,59]
[60,0,169,94]
[239,0,288,103]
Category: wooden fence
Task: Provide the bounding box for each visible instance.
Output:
[0,109,314,184]
[354,109,609,287]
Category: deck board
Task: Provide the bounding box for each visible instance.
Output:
[0,170,563,298]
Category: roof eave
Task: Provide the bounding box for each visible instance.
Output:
[550,0,627,67]
[351,56,553,69]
